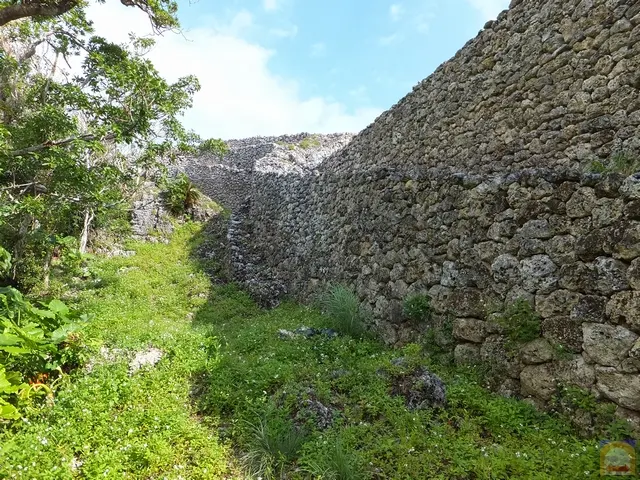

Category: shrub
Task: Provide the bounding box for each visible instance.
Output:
[494,299,541,348]
[319,284,369,338]
[198,138,228,156]
[161,173,202,216]
[403,293,433,322]
[0,254,91,422]
[241,416,307,479]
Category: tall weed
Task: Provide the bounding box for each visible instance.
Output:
[319,284,369,338]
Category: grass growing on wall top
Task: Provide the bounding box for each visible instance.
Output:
[0,224,611,479]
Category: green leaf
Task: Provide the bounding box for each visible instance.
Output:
[30,307,56,320]
[0,402,20,420]
[0,333,21,346]
[0,346,30,355]
[50,322,82,344]
[47,299,70,317]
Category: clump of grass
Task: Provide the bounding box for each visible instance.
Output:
[242,416,307,479]
[161,173,202,215]
[303,438,363,480]
[494,299,541,348]
[403,293,433,322]
[587,150,640,176]
[299,135,321,149]
[319,284,369,337]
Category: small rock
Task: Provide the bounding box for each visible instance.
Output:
[278,329,297,339]
[129,348,163,374]
[392,367,446,410]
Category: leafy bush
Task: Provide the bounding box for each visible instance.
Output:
[198,138,229,156]
[403,293,433,322]
[494,299,541,348]
[242,416,307,479]
[0,247,91,422]
[161,173,202,216]
[319,284,369,338]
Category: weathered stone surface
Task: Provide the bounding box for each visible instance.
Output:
[454,343,481,365]
[491,254,520,284]
[453,318,488,343]
[520,255,558,293]
[545,235,577,265]
[447,288,487,318]
[536,290,581,318]
[520,338,555,365]
[607,291,640,332]
[480,335,521,379]
[554,356,596,390]
[570,295,607,323]
[612,222,640,260]
[542,316,583,353]
[592,198,623,228]
[593,257,629,295]
[521,364,556,401]
[596,367,640,411]
[566,188,597,218]
[582,323,638,367]
[627,258,640,290]
[130,182,174,238]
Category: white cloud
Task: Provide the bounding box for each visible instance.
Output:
[310,42,327,57]
[270,25,298,38]
[466,0,510,20]
[378,33,400,46]
[74,3,381,139]
[389,4,403,21]
[263,0,279,11]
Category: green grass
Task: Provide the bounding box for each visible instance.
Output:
[298,135,321,150]
[0,225,611,479]
[0,225,234,479]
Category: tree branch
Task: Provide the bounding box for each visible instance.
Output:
[0,1,80,27]
[9,133,116,157]
[0,1,178,30]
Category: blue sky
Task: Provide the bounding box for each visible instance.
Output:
[85,0,510,139]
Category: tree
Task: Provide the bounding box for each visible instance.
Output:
[0,0,225,289]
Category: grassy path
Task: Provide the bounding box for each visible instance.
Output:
[0,225,606,479]
[0,226,235,479]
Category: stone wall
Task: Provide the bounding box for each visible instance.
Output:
[235,166,640,422]
[323,0,640,176]
[187,0,640,424]
[180,133,353,211]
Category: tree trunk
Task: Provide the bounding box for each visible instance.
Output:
[42,248,52,291]
[79,209,95,254]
